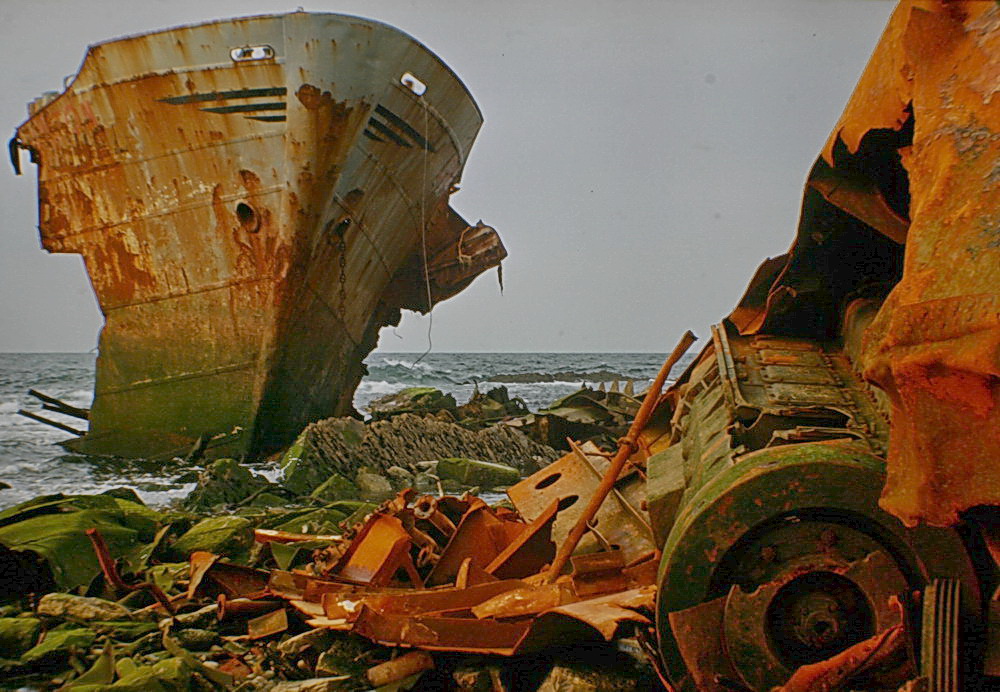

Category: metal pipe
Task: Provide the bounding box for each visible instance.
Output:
[544,330,696,583]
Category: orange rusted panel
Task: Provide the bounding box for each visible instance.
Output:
[723,1,1000,527]
[848,2,1000,527]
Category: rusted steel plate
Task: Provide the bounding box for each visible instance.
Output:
[247,608,289,639]
[484,499,558,580]
[352,606,531,655]
[425,504,526,586]
[722,0,1000,527]
[351,580,527,618]
[217,596,286,622]
[187,552,270,599]
[350,582,654,656]
[507,442,654,564]
[254,528,340,544]
[667,597,735,692]
[470,583,571,620]
[514,585,655,655]
[776,624,907,692]
[331,514,420,586]
[569,551,656,597]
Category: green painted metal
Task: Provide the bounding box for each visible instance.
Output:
[655,440,978,687]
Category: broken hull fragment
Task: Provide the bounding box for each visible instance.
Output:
[14,12,505,459]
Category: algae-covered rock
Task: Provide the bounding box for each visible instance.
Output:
[38,593,132,622]
[436,458,521,489]
[183,458,271,511]
[315,635,373,678]
[0,496,145,591]
[172,515,253,557]
[278,629,334,656]
[309,474,358,504]
[355,471,393,503]
[0,617,40,657]
[271,678,352,692]
[368,387,457,420]
[385,466,415,490]
[88,620,159,642]
[536,662,645,691]
[101,487,145,505]
[282,419,367,496]
[20,626,95,665]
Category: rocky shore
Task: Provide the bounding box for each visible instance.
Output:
[0,384,660,691]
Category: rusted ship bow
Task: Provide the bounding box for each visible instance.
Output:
[12,12,505,459]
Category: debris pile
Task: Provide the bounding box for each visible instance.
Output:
[0,457,660,690]
[0,380,665,690]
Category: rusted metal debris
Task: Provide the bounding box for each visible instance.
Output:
[183,484,659,660]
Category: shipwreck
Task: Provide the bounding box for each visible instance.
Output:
[10,12,505,460]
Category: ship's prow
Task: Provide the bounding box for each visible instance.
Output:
[13,12,505,460]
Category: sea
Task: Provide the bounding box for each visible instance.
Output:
[0,352,684,509]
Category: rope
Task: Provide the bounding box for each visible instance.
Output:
[413,93,434,366]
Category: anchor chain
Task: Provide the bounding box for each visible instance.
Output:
[337,230,348,319]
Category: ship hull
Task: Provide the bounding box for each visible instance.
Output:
[16,13,504,458]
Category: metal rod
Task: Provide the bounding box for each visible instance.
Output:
[41,403,89,421]
[29,388,90,419]
[544,330,696,583]
[17,409,85,436]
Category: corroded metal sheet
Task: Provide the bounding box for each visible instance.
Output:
[14,13,505,459]
[506,442,654,564]
[720,1,1000,527]
[854,2,1000,527]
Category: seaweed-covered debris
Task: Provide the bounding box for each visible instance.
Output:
[504,388,641,450]
[367,387,459,420]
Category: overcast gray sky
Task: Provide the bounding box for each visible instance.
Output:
[0,0,895,353]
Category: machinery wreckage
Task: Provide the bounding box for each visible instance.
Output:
[3,0,1000,690]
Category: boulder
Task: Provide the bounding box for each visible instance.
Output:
[536,663,642,691]
[385,465,415,490]
[248,492,291,508]
[436,458,521,489]
[101,487,145,505]
[355,471,393,503]
[288,414,557,485]
[281,418,367,496]
[173,627,216,651]
[183,458,271,511]
[275,508,348,535]
[309,474,358,504]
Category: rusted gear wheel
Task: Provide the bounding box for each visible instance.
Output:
[655,443,978,692]
[921,578,961,692]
